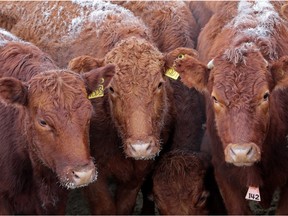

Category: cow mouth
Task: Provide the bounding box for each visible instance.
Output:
[224,143,261,167]
[59,166,98,189]
[130,151,160,160]
[230,162,255,167]
[124,140,161,160]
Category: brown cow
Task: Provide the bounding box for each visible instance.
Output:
[186,1,214,36]
[0,28,115,214]
[66,2,204,214]
[152,149,210,215]
[165,1,288,214]
[0,1,205,213]
[113,2,226,214]
[114,1,199,52]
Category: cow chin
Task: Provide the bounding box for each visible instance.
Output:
[124,137,161,160]
[58,162,98,189]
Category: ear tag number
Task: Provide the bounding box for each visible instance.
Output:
[165,68,179,80]
[245,186,261,202]
[88,78,104,99]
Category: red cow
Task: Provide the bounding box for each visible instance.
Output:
[0,1,205,213]
[152,149,210,215]
[0,28,115,214]
[66,2,204,214]
[114,2,225,214]
[165,1,288,214]
[114,1,199,52]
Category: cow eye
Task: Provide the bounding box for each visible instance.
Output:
[212,96,218,103]
[39,119,48,127]
[263,92,270,101]
[109,86,115,93]
[158,82,163,89]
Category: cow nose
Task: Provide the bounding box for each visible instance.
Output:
[125,137,159,160]
[224,143,261,166]
[69,162,97,188]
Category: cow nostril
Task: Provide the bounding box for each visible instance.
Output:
[247,146,253,156]
[146,144,152,151]
[72,171,80,179]
[230,147,236,156]
[131,145,136,152]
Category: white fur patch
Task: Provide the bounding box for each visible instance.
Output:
[0,28,22,46]
[224,0,282,62]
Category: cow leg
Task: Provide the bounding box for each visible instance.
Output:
[116,181,143,214]
[84,177,116,214]
[215,170,251,214]
[276,184,288,214]
[140,175,155,215]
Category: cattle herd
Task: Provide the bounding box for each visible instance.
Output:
[1,0,288,215]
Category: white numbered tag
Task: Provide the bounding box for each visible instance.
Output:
[245,186,261,202]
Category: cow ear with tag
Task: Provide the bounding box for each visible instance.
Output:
[270,56,288,90]
[68,55,105,73]
[164,47,210,93]
[81,64,115,97]
[0,77,28,105]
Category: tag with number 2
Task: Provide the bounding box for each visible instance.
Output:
[245,186,261,202]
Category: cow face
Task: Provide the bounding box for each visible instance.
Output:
[153,151,210,215]
[69,37,171,160]
[166,47,288,167]
[0,65,115,188]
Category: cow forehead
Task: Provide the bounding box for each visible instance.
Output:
[28,70,90,110]
[212,54,270,104]
[105,37,165,93]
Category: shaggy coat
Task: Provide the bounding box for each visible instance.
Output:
[115,2,225,214]
[166,1,288,214]
[114,1,199,52]
[0,28,114,214]
[0,1,206,214]
[1,2,160,214]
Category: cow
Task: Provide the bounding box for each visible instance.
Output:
[165,0,288,214]
[66,1,205,214]
[112,2,226,214]
[113,1,199,52]
[0,1,206,213]
[152,149,210,215]
[0,28,115,214]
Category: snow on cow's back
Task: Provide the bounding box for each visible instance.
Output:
[0,28,22,46]
[0,28,34,49]
[223,0,284,63]
[18,0,148,43]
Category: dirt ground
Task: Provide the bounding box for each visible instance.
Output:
[66,188,144,215]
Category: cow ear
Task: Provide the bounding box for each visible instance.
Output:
[68,55,105,73]
[165,47,210,92]
[0,77,28,105]
[270,56,288,90]
[82,64,115,94]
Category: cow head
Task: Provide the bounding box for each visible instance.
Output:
[0,65,115,188]
[153,150,210,215]
[166,47,288,167]
[68,37,174,160]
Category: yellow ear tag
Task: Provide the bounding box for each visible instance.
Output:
[88,78,104,99]
[165,68,179,80]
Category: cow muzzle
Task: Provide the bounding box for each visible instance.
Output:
[125,137,160,160]
[62,161,97,189]
[224,143,261,166]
